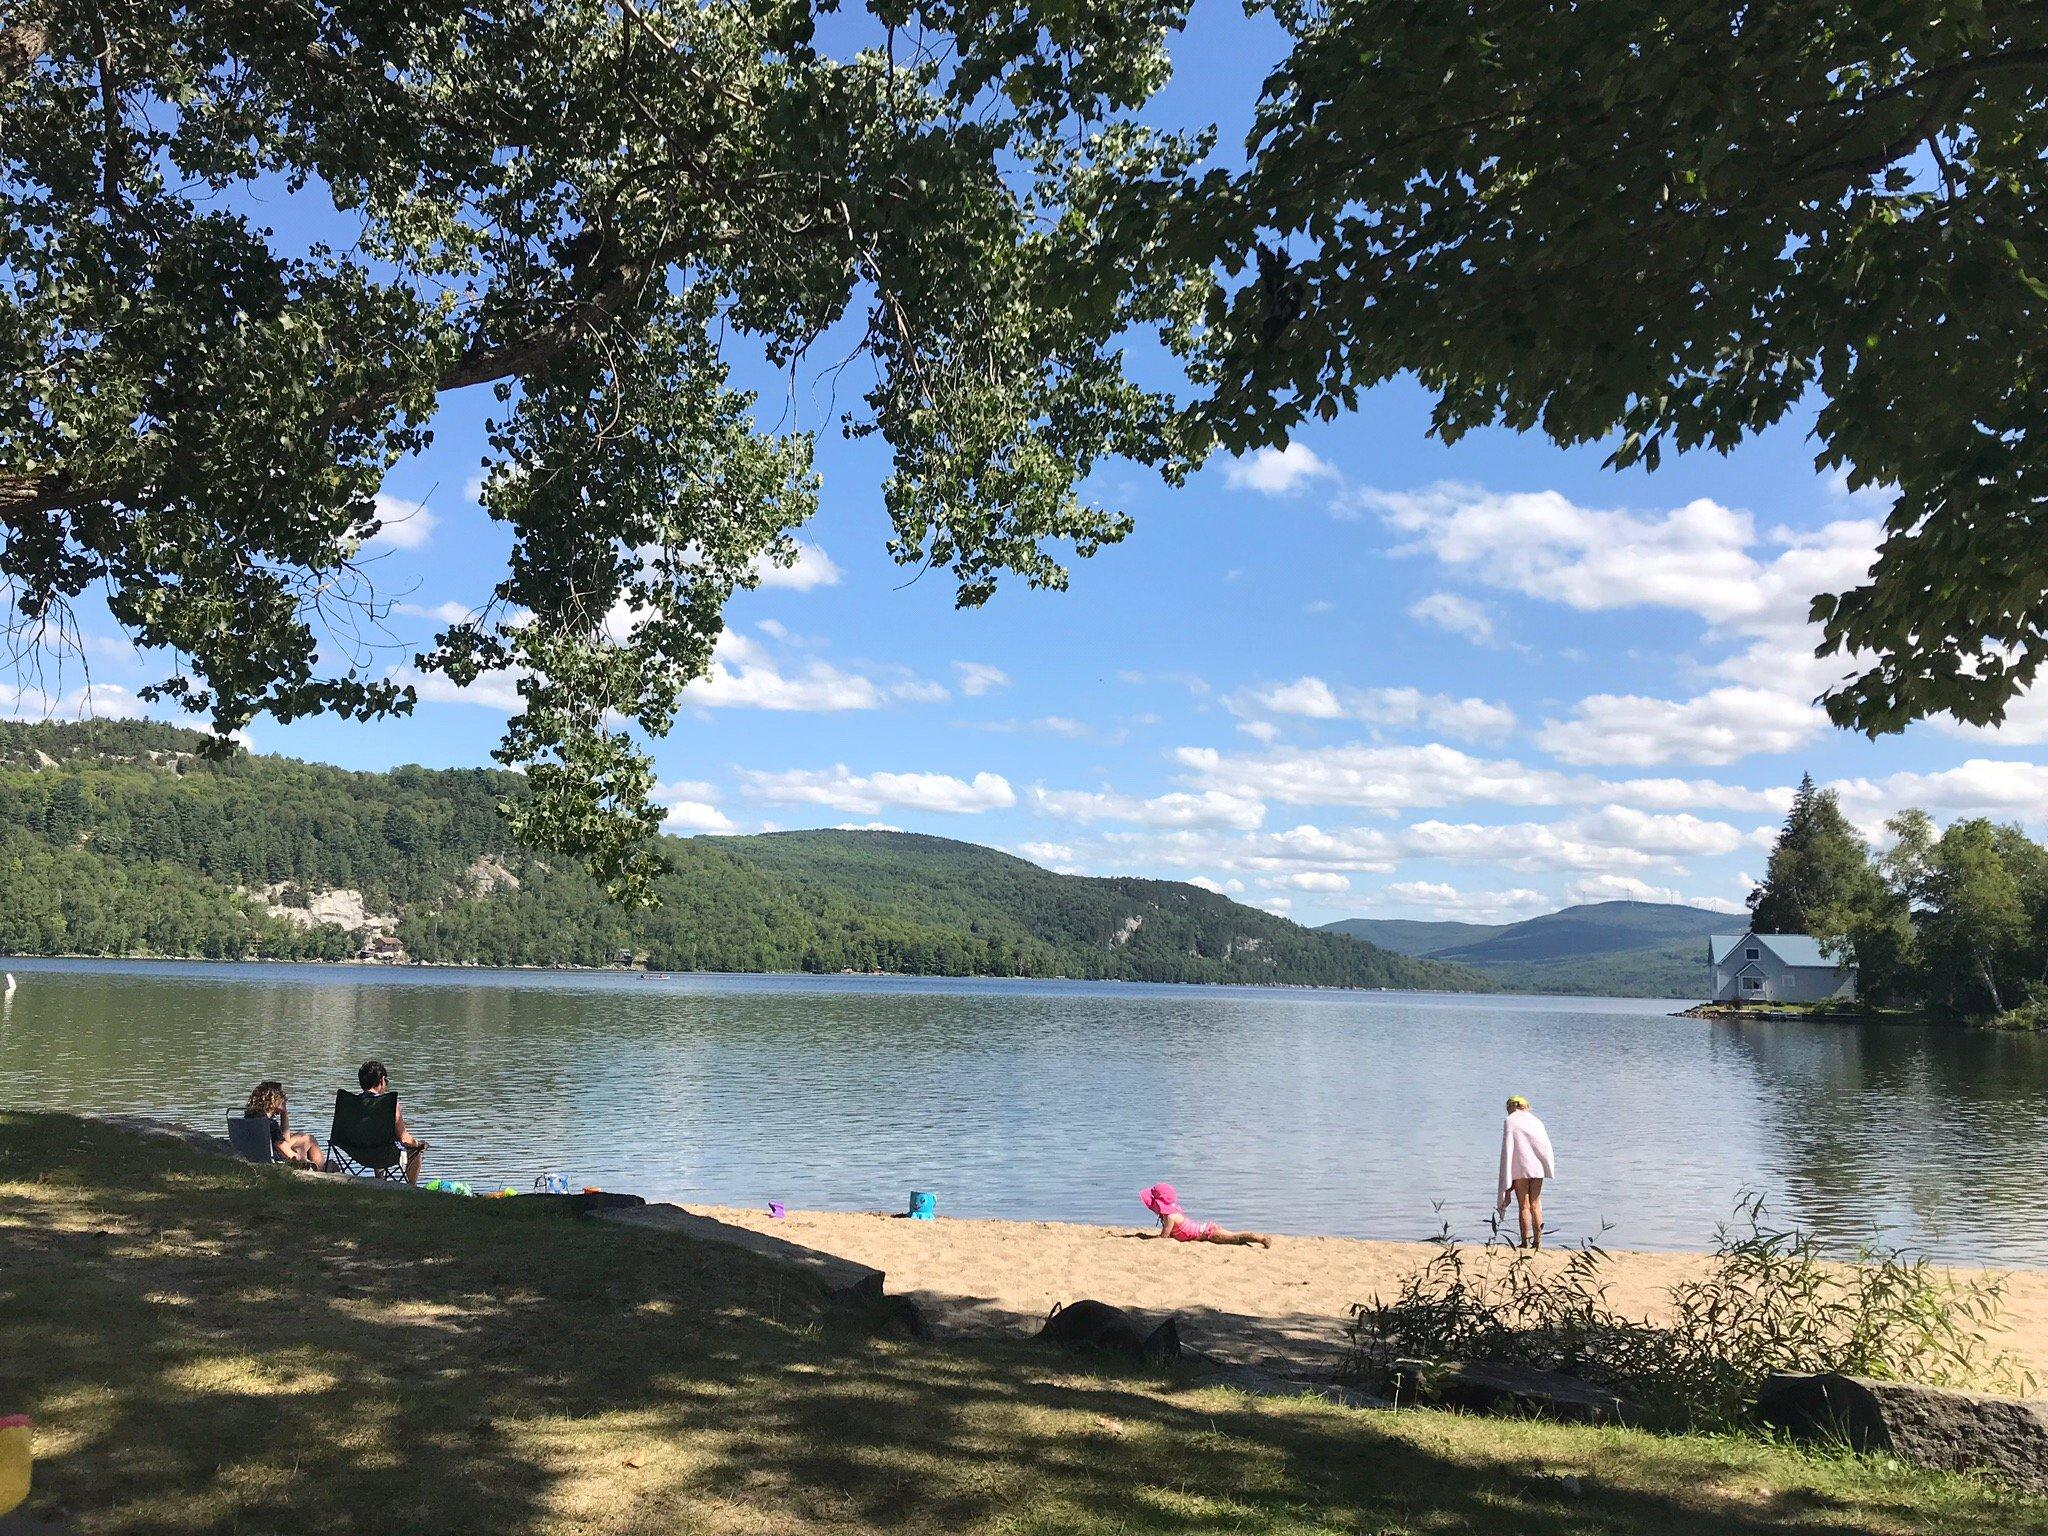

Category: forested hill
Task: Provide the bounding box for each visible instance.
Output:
[1323,899,1724,998]
[0,720,1478,990]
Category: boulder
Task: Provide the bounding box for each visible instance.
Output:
[1039,1300,1182,1363]
[1385,1358,1637,1426]
[1755,1372,2048,1492]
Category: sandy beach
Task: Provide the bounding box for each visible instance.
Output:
[697,1205,2048,1382]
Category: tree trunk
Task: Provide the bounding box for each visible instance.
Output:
[1979,956,2004,1016]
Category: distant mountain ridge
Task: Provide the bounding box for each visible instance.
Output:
[0,719,1480,992]
[1322,900,1729,997]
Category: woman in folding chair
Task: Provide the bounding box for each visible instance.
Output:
[241,1081,326,1169]
[327,1060,429,1184]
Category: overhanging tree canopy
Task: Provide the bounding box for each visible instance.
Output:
[14,2,2048,898]
[1176,1,2048,739]
[0,0,1202,893]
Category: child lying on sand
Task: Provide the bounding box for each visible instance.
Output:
[1139,1182,1271,1247]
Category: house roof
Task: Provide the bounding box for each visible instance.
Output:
[1708,932,1849,970]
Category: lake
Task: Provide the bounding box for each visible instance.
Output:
[4,958,2046,1266]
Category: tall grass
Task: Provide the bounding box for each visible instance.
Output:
[1343,1194,2030,1429]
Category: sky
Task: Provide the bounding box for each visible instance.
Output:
[10,6,2048,931]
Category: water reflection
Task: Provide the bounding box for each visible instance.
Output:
[3,959,2046,1265]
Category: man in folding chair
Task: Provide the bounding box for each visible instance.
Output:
[327,1060,431,1184]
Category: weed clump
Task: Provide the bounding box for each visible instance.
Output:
[1343,1194,2028,1429]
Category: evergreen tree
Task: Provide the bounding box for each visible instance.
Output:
[1747,774,1883,939]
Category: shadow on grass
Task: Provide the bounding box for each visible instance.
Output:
[0,1113,2038,1536]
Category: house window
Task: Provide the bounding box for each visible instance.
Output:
[1745,947,1760,960]
[1743,976,1763,991]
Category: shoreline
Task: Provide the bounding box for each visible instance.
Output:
[0,951,1680,1000]
[685,1203,2048,1381]
[61,1114,2048,1384]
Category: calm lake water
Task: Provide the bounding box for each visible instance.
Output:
[5,958,2047,1266]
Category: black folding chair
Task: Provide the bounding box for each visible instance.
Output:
[327,1090,407,1180]
[225,1114,282,1164]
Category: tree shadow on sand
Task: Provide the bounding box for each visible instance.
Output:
[1,1114,2038,1536]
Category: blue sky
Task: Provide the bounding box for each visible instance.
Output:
[11,4,2047,930]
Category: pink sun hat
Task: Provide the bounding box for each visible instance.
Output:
[1140,1182,1180,1216]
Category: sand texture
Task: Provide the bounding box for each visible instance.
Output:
[696,1206,2048,1384]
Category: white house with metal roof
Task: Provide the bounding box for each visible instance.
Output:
[1707,932,1857,1004]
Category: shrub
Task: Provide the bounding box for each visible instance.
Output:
[1342,1194,2029,1430]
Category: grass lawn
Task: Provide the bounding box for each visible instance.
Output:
[3,1111,2044,1536]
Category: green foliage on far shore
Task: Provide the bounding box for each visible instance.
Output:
[1746,779,2048,1024]
[0,720,1473,990]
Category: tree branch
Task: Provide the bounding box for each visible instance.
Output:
[4,234,695,522]
[0,21,49,85]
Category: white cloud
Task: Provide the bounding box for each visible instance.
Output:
[0,681,149,722]
[886,677,952,704]
[392,664,525,711]
[1348,688,1515,742]
[1118,669,1212,697]
[1930,686,2048,747]
[1565,805,1747,857]
[1017,841,1077,868]
[1375,881,1553,923]
[1029,785,1268,831]
[1175,738,1792,818]
[1237,720,1282,744]
[1285,871,1351,893]
[657,778,719,801]
[1831,760,2048,827]
[1176,741,1550,811]
[1393,817,1678,874]
[1250,676,1345,719]
[661,800,736,834]
[652,779,735,833]
[1360,481,1896,765]
[392,600,477,627]
[1187,875,1246,895]
[954,662,1010,697]
[1223,443,1335,496]
[963,715,1122,744]
[1537,688,1825,767]
[1304,599,1335,616]
[1364,483,1880,639]
[1234,679,1516,743]
[752,540,842,590]
[739,764,1015,816]
[367,492,437,551]
[394,630,944,717]
[686,633,922,713]
[1407,592,1500,648]
[1600,776,1793,814]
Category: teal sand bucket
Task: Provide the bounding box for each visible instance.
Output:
[907,1191,936,1220]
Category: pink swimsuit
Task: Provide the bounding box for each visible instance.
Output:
[1141,1182,1215,1241]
